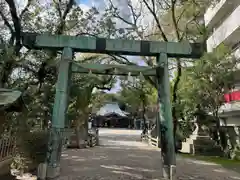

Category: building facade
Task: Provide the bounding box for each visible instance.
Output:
[204,0,240,156]
[205,0,240,123]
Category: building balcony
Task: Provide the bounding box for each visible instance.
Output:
[220,88,240,119]
[224,90,240,102]
[218,101,240,126]
[206,5,240,52]
[219,100,240,118]
[204,0,240,30]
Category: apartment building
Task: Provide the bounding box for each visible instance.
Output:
[204,0,240,127]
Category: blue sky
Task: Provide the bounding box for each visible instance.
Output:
[77,0,90,5]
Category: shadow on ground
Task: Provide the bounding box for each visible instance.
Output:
[0,173,14,180]
[59,141,162,180]
[1,128,240,180]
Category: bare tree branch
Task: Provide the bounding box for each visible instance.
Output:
[55,0,75,34]
[53,0,62,19]
[127,0,141,25]
[107,0,134,26]
[180,11,201,41]
[19,0,33,19]
[5,0,22,55]
[170,0,180,41]
[142,0,168,41]
[176,8,186,26]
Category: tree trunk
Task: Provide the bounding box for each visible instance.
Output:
[141,96,147,134]
[74,111,90,148]
[172,60,182,140]
[83,119,88,144]
[75,122,81,148]
[213,110,221,145]
[75,120,85,148]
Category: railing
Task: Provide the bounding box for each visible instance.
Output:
[148,135,159,147]
[0,137,16,162]
[141,133,159,148]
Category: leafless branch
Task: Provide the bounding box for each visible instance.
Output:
[53,0,62,19]
[176,8,186,27]
[127,0,141,26]
[5,0,22,54]
[55,0,75,34]
[142,0,168,41]
[180,11,201,41]
[19,0,33,19]
[107,0,134,26]
[170,0,180,41]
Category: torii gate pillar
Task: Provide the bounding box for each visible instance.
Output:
[157,53,176,179]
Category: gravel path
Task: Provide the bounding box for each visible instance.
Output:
[58,128,240,180]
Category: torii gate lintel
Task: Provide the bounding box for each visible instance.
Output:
[21,32,203,58]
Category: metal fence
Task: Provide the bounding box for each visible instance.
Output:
[0,137,16,162]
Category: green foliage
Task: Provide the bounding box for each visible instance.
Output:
[91,92,116,111]
[10,154,28,175]
[68,55,116,127]
[10,131,48,175]
[119,77,157,116]
[18,131,49,164]
[176,45,236,122]
[0,0,119,133]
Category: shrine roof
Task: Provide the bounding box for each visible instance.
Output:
[0,89,25,112]
[96,102,129,117]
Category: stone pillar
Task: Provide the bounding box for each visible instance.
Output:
[46,47,73,179]
[156,53,176,180]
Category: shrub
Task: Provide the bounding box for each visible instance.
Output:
[16,131,49,165]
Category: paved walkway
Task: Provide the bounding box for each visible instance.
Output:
[58,128,240,180]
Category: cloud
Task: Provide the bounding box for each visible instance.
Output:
[78,3,91,12]
[90,0,154,32]
[14,0,27,13]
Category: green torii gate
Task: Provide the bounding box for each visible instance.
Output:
[21,33,203,180]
